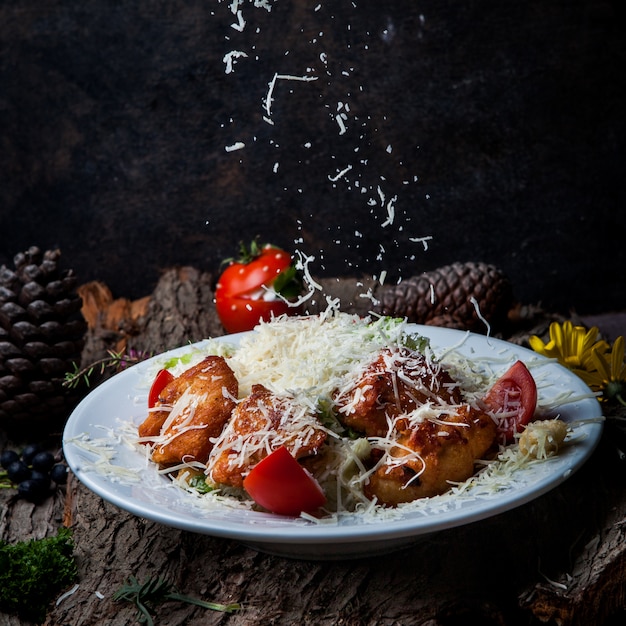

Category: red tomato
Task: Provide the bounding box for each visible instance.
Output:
[483,360,537,443]
[215,243,301,334]
[243,446,327,516]
[148,369,174,408]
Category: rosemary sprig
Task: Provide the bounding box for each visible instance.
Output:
[63,349,151,389]
[113,575,241,625]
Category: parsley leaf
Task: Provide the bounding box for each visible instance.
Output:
[0,528,77,623]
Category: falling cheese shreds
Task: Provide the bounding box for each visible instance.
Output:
[225,141,246,152]
[470,296,492,336]
[223,50,248,73]
[230,10,246,31]
[335,113,348,135]
[223,0,273,14]
[409,235,434,251]
[264,73,319,122]
[328,165,352,182]
[381,195,397,227]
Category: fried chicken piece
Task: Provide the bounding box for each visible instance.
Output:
[207,384,327,488]
[334,347,463,437]
[365,405,497,505]
[138,356,238,466]
[138,371,188,441]
[333,346,497,505]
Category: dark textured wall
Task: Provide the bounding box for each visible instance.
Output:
[1,0,624,314]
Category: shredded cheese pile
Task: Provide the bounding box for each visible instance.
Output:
[227,311,417,398]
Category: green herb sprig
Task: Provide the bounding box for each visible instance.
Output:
[188,473,216,494]
[114,575,240,625]
[63,349,152,389]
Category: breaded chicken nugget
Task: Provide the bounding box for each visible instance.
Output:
[139,356,238,466]
[365,405,496,505]
[208,384,327,488]
[334,347,462,437]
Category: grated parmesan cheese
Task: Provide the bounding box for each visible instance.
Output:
[225,141,246,152]
[223,50,248,73]
[518,419,569,459]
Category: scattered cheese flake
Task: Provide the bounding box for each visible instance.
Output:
[230,10,246,31]
[264,73,319,122]
[225,142,245,152]
[381,195,397,227]
[470,296,491,336]
[56,584,80,606]
[377,185,385,204]
[409,235,433,251]
[223,50,248,74]
[335,113,348,135]
[328,165,352,182]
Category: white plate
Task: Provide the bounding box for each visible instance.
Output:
[62,325,603,559]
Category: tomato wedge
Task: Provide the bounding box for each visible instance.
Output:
[243,446,327,516]
[148,369,174,408]
[483,360,537,443]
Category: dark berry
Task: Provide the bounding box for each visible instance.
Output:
[18,479,49,502]
[30,470,51,490]
[1,449,19,469]
[31,451,55,472]
[50,464,69,485]
[21,443,43,465]
[6,460,31,483]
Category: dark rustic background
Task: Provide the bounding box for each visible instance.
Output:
[1,0,624,314]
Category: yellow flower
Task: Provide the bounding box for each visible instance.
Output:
[579,335,626,405]
[529,320,609,373]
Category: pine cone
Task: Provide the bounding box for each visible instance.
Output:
[0,246,87,433]
[375,262,514,333]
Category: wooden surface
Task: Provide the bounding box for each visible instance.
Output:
[2,269,626,625]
